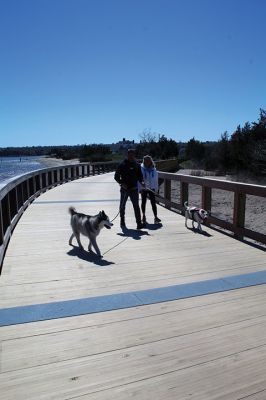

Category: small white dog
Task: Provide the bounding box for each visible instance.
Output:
[184,201,208,232]
[69,207,113,257]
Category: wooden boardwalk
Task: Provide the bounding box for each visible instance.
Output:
[0,172,266,399]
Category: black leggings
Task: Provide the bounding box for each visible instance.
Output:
[141,190,157,217]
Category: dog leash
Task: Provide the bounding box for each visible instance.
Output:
[110,188,128,222]
[111,187,158,223]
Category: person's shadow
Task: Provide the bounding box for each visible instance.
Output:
[117,226,150,240]
[67,246,114,266]
[145,222,163,231]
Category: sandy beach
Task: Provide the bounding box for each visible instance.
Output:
[37,156,80,168]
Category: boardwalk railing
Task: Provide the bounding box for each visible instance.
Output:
[0,161,119,271]
[1,161,265,271]
[157,172,266,246]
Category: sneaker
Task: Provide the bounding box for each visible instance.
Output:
[137,222,144,230]
[154,217,161,223]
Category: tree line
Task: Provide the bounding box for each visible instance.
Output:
[185,109,266,175]
[1,109,265,175]
[0,146,54,157]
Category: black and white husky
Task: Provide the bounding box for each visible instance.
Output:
[69,207,113,257]
[184,201,208,232]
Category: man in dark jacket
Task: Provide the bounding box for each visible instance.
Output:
[114,149,144,229]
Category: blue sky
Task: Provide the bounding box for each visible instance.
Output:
[1,0,266,147]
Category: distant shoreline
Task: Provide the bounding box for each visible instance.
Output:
[37,156,80,168]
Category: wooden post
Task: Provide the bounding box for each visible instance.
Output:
[65,167,70,181]
[2,194,11,235]
[180,182,188,214]
[28,177,35,196]
[9,188,18,220]
[35,174,41,192]
[70,167,75,181]
[42,172,48,189]
[85,164,91,176]
[25,180,30,202]
[202,186,212,212]
[17,183,23,209]
[233,191,246,240]
[0,201,4,246]
[53,169,59,185]
[164,179,171,209]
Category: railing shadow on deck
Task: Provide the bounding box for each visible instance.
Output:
[0,161,265,272]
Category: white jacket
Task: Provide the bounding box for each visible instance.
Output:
[140,163,158,191]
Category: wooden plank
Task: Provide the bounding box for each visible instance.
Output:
[1,293,266,398]
[1,284,265,341]
[2,286,266,372]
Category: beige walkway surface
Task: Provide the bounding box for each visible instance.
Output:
[0,172,266,399]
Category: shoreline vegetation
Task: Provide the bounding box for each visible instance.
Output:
[1,108,265,179]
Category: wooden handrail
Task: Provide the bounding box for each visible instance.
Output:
[157,172,266,246]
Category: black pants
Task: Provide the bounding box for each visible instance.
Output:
[141,190,157,217]
[120,187,141,224]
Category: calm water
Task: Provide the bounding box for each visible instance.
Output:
[0,156,44,184]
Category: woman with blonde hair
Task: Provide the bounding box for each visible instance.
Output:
[139,155,161,226]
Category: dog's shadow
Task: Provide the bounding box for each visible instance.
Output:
[67,246,114,266]
[117,227,150,240]
[187,227,212,237]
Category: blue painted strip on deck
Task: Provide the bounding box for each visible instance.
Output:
[34,199,120,204]
[0,270,266,327]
